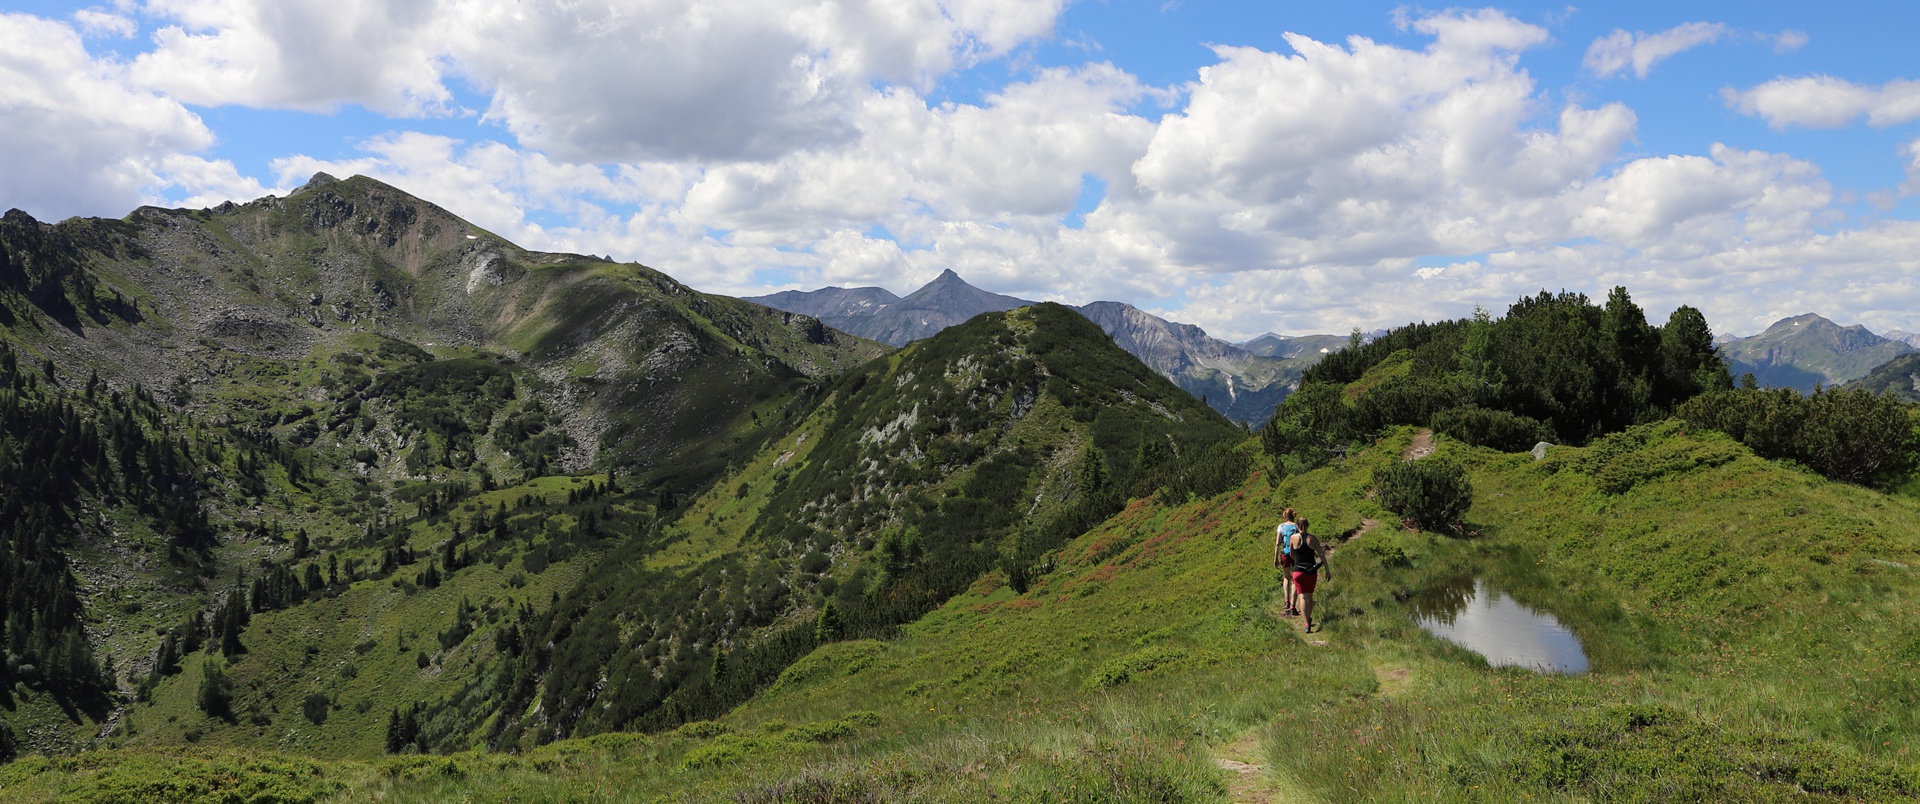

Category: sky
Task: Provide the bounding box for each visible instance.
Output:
[4,1,1920,340]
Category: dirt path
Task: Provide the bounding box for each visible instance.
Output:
[1212,730,1325,803]
[1278,517,1379,644]
[1213,731,1274,803]
[1403,428,1435,461]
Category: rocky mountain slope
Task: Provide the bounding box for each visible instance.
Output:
[0,174,887,754]
[751,273,1337,424]
[748,269,1031,347]
[1884,329,1920,348]
[0,178,1248,758]
[743,285,899,321]
[1075,301,1316,424]
[1718,313,1913,393]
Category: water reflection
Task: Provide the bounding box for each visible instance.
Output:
[1411,575,1589,674]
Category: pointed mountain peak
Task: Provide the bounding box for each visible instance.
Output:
[927,268,966,286]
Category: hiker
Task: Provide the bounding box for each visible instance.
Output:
[1290,517,1331,633]
[1273,508,1300,616]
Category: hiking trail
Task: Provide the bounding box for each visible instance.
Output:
[1402,428,1435,460]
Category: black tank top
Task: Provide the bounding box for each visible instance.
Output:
[1291,535,1320,573]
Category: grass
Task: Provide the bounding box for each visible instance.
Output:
[15,423,1920,800]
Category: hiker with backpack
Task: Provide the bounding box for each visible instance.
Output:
[1290,517,1331,633]
[1273,508,1301,616]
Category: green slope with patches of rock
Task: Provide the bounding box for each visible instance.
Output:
[0,174,883,756]
[1844,352,1920,403]
[447,302,1244,750]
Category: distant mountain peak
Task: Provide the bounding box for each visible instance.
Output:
[1721,312,1914,393]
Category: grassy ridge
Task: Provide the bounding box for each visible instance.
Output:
[23,422,1920,799]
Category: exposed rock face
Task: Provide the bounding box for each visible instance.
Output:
[1075,301,1314,425]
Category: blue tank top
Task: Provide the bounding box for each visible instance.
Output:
[1278,522,1299,554]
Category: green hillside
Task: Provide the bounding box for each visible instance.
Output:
[13,422,1920,800]
[1846,353,1920,402]
[0,176,883,756]
[442,302,1243,751]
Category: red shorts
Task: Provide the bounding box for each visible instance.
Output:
[1280,553,1294,569]
[1291,571,1317,595]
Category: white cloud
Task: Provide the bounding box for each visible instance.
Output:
[73,8,137,37]
[1772,29,1808,53]
[0,13,214,220]
[252,8,1870,340]
[132,0,453,115]
[1584,22,1728,79]
[1902,138,1920,196]
[1725,75,1920,129]
[127,0,1070,162]
[1120,10,1631,272]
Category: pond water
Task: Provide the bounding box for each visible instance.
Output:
[1410,575,1589,674]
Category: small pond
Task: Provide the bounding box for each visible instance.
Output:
[1410,575,1589,674]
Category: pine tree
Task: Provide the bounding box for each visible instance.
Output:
[813,599,843,644]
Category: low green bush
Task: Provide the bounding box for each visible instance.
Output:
[1373,458,1472,533]
[1429,406,1552,452]
[1086,646,1188,689]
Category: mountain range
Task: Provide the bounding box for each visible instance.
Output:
[749,272,1331,423]
[0,173,1235,758]
[5,175,1920,801]
[1717,313,1915,394]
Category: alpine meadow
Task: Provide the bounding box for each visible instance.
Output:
[9,3,1920,802]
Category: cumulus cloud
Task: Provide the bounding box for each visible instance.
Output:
[1725,75,1920,129]
[1122,10,1631,272]
[128,0,1069,161]
[1584,22,1728,79]
[132,0,453,115]
[0,13,217,220]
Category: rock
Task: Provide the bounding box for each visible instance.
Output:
[1531,441,1552,461]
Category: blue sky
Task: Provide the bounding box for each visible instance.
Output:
[5,1,1920,338]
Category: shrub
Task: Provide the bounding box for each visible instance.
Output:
[1430,406,1553,452]
[303,692,331,725]
[1087,646,1189,689]
[198,661,234,720]
[1374,458,1472,534]
[1678,387,1917,483]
